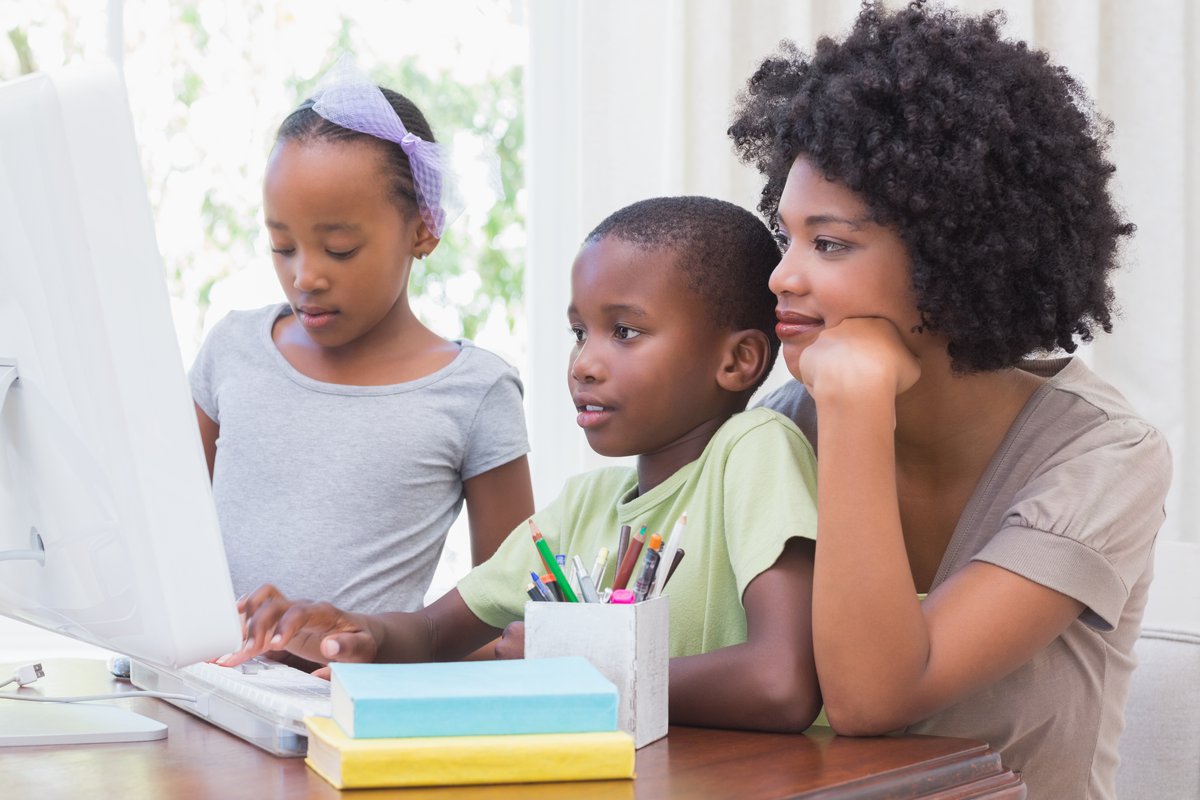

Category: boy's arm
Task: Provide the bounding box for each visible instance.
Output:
[195,403,218,480]
[225,585,500,666]
[463,455,535,565]
[667,537,821,732]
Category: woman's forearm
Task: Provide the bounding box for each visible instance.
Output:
[811,395,930,733]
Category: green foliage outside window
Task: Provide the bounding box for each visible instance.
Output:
[4,4,525,344]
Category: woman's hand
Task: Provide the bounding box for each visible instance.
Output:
[218,583,379,667]
[797,317,921,403]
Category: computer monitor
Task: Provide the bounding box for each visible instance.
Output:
[0,61,242,684]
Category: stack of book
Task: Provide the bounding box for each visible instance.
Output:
[303,656,636,789]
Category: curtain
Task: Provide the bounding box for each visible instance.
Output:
[525,0,1198,542]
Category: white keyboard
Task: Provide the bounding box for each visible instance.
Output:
[180,658,332,722]
[129,657,331,756]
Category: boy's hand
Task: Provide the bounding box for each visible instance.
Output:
[494,621,526,659]
[218,583,379,667]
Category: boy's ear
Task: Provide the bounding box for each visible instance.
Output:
[715,329,770,393]
[411,219,440,261]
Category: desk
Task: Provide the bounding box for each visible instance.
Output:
[0,659,1024,799]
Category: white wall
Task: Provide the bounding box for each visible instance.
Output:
[525,0,1199,541]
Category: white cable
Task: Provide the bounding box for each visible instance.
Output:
[6,663,45,687]
[0,690,197,703]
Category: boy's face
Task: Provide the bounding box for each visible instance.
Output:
[567,237,732,459]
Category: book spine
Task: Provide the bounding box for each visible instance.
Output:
[329,733,635,788]
[345,694,617,739]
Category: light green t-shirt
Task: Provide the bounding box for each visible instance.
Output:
[457,407,818,657]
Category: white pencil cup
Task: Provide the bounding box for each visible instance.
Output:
[525,595,669,748]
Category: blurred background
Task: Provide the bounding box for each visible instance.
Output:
[2,0,1195,659]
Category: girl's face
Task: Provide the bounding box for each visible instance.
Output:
[769,157,927,370]
[263,138,428,349]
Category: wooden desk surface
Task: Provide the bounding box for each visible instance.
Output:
[0,659,1024,799]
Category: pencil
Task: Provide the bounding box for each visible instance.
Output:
[660,547,686,593]
[611,527,646,591]
[528,519,557,576]
[530,520,579,602]
[653,513,688,597]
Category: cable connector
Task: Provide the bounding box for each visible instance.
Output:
[13,663,45,686]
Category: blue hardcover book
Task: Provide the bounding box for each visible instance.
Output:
[329,657,619,739]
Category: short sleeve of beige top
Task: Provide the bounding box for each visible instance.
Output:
[758,357,1172,800]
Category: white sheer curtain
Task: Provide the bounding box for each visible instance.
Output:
[525,0,1198,542]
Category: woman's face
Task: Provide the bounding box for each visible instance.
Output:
[769,156,929,372]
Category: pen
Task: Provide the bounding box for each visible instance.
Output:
[542,573,565,602]
[616,525,631,571]
[652,513,688,597]
[610,588,635,604]
[530,571,557,602]
[611,527,646,590]
[590,547,610,591]
[572,555,601,603]
[529,520,579,602]
[633,533,663,602]
[526,582,546,601]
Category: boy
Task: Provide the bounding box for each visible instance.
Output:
[231,196,822,732]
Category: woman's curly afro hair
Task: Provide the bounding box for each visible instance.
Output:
[729,1,1134,372]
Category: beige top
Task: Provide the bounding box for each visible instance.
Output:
[761,357,1172,800]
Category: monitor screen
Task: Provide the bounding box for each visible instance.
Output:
[0,62,241,668]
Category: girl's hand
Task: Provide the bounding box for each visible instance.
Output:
[797,317,921,402]
[494,621,526,659]
[218,583,379,667]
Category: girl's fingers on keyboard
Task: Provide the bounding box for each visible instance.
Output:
[221,587,295,665]
[271,602,353,663]
[319,629,377,663]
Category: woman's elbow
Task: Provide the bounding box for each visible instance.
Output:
[822,691,905,736]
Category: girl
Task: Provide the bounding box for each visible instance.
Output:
[730,3,1171,798]
[191,61,534,617]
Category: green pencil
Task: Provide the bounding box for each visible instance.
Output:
[528,520,579,602]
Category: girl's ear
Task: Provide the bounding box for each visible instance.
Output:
[411,218,440,260]
[715,329,771,393]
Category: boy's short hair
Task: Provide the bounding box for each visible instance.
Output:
[729,2,1134,372]
[583,196,782,379]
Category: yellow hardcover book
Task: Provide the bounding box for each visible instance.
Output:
[304,716,636,789]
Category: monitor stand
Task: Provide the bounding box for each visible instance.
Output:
[0,359,165,748]
[0,358,16,416]
[0,703,167,746]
